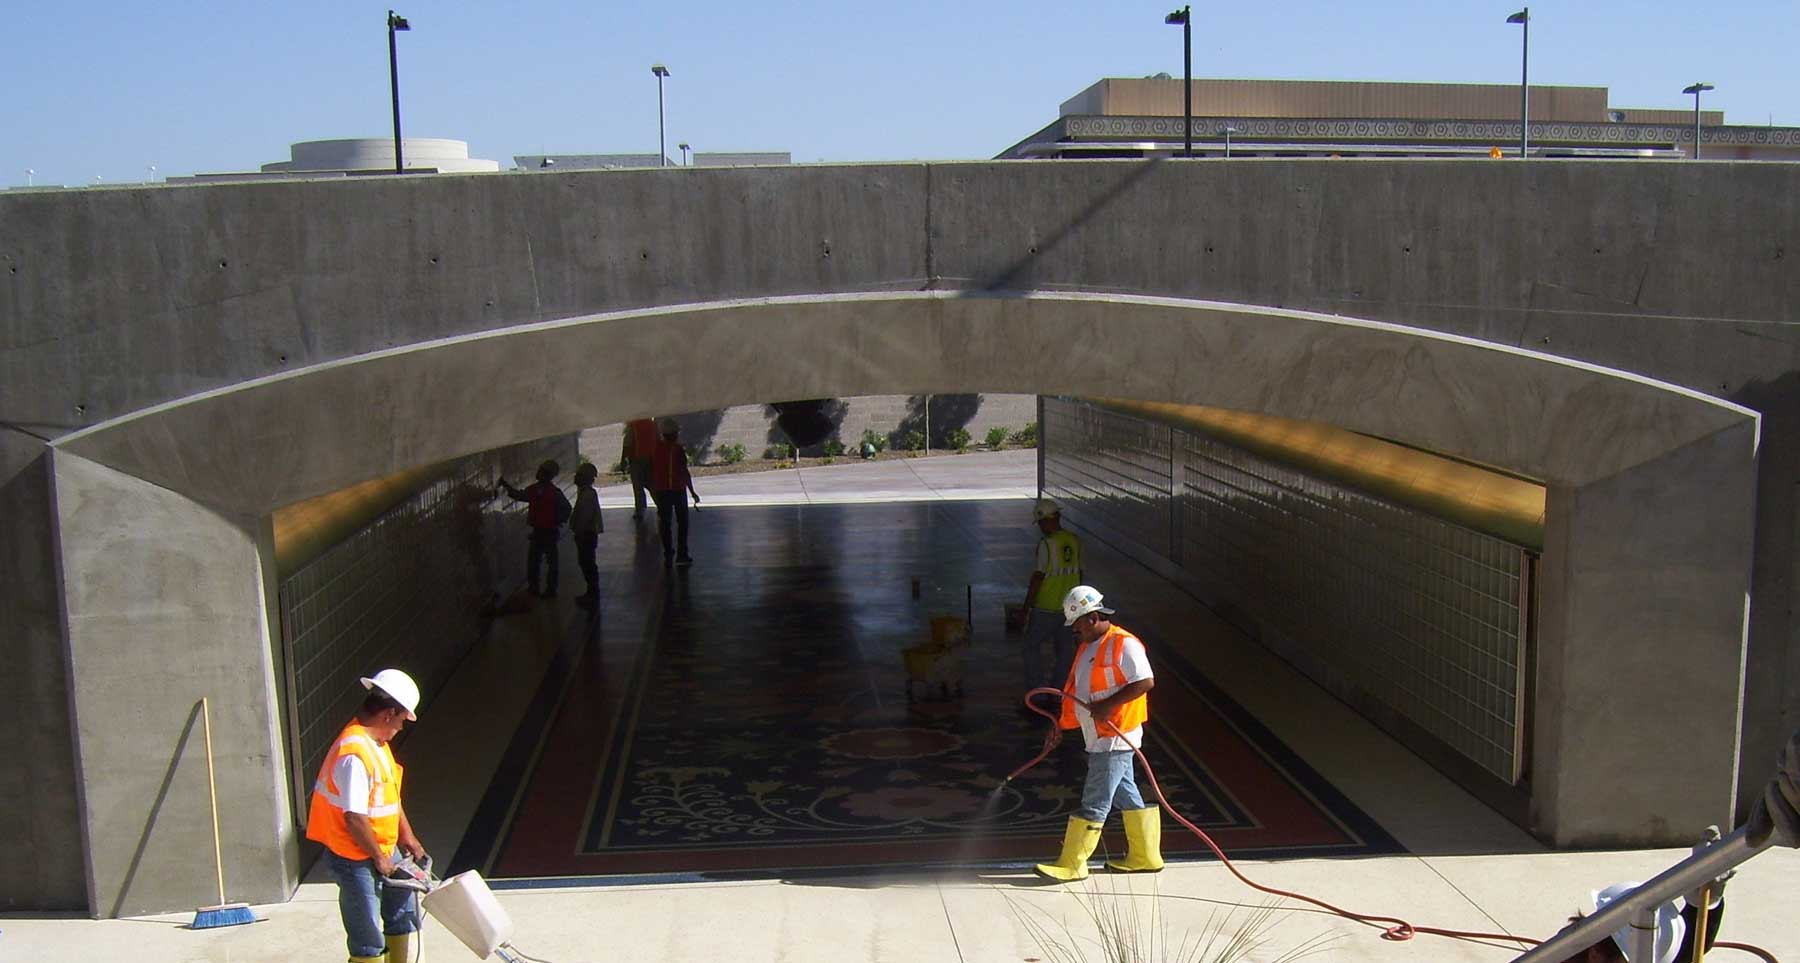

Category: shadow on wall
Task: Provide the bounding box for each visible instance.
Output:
[894,394,981,449]
[766,400,849,455]
[670,410,727,464]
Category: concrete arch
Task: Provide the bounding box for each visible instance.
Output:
[55,291,1753,515]
[35,291,1761,914]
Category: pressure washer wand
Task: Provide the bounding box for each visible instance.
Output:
[988,687,1070,798]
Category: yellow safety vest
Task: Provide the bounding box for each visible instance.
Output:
[305,721,404,860]
[1033,529,1083,611]
[1059,625,1150,735]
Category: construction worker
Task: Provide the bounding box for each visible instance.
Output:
[650,418,700,567]
[1035,585,1163,882]
[498,460,571,598]
[570,462,604,607]
[623,417,660,520]
[307,669,428,963]
[1021,498,1083,692]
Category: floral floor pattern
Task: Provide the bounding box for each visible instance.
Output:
[476,507,1399,880]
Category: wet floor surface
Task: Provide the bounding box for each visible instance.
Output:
[434,498,1399,884]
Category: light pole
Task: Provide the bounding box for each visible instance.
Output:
[1219,126,1239,158]
[678,143,691,166]
[1682,83,1715,159]
[387,10,411,173]
[1506,8,1529,159]
[146,164,157,183]
[1164,6,1192,158]
[25,169,33,187]
[651,63,671,166]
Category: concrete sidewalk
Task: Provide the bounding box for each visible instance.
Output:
[597,448,1039,507]
[9,450,1794,963]
[6,849,1795,962]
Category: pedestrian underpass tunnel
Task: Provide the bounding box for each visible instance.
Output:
[19,289,1758,917]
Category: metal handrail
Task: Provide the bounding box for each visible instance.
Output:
[1509,825,1771,963]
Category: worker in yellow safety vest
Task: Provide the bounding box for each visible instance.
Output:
[1035,585,1163,882]
[1020,498,1083,694]
[307,669,428,963]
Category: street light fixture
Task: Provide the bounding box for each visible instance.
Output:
[651,63,671,167]
[25,169,34,187]
[678,143,691,166]
[1164,6,1192,158]
[1506,8,1529,159]
[1219,126,1239,158]
[146,164,157,183]
[387,10,411,174]
[1682,83,1715,160]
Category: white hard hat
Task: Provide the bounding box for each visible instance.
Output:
[1062,585,1115,627]
[360,669,420,721]
[1033,498,1061,522]
[1591,882,1684,963]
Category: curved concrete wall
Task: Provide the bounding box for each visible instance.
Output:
[1,159,1793,912]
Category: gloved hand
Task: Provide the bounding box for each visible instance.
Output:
[1685,825,1733,908]
[1746,727,1800,848]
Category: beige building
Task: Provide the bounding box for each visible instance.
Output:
[1001,77,1800,161]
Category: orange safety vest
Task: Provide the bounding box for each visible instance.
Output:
[628,419,659,459]
[305,721,404,860]
[1059,625,1150,735]
[650,439,688,492]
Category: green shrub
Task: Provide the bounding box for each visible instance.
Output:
[718,443,747,465]
[1010,422,1038,448]
[823,440,845,458]
[985,425,1010,448]
[900,430,926,452]
[947,427,971,453]
[860,429,888,453]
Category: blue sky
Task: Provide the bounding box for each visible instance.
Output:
[3,1,1795,187]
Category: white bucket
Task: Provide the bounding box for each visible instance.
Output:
[420,870,514,958]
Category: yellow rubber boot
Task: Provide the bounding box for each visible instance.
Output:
[1034,816,1103,882]
[383,932,413,962]
[1106,806,1165,873]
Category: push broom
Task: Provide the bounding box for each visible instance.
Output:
[191,697,257,929]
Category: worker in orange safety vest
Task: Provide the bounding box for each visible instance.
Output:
[1034,585,1163,882]
[307,669,428,963]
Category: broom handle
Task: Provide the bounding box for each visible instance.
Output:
[202,697,227,906]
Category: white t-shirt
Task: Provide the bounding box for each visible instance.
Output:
[1071,630,1153,752]
[332,754,373,816]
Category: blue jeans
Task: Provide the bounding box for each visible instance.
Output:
[1078,748,1146,823]
[327,851,419,959]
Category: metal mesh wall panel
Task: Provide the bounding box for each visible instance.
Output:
[1043,400,1173,560]
[1043,398,1530,785]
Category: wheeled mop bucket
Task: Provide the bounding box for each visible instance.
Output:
[903,616,968,702]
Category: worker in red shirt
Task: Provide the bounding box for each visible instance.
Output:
[650,418,700,567]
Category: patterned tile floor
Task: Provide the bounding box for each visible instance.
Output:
[450,499,1398,882]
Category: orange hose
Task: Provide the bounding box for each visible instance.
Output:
[1008,686,1788,960]
[1010,686,1538,948]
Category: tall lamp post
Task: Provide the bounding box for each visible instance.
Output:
[679,143,691,166]
[1164,6,1192,158]
[25,169,34,187]
[387,10,411,173]
[1682,83,1714,160]
[1219,126,1239,158]
[1506,8,1529,159]
[651,63,671,166]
